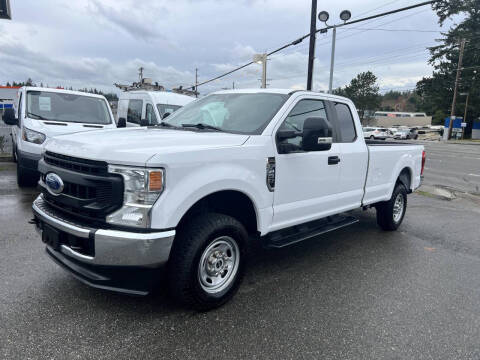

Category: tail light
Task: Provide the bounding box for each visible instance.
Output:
[421,150,426,175]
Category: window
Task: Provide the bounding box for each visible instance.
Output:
[278,99,329,151]
[334,102,356,142]
[26,91,111,124]
[145,103,158,125]
[157,104,181,119]
[127,99,142,124]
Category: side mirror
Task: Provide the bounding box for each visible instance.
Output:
[162,112,171,120]
[302,117,332,151]
[117,117,126,128]
[140,118,149,127]
[2,108,18,126]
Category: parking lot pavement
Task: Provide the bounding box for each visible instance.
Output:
[2,155,480,359]
[420,141,480,195]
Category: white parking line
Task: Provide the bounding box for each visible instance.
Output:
[468,174,480,177]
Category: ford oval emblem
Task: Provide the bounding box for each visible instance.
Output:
[45,173,64,195]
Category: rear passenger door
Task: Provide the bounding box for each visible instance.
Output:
[331,101,369,210]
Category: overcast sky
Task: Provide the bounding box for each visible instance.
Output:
[0,0,455,95]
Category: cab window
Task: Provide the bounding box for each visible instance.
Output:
[145,103,158,125]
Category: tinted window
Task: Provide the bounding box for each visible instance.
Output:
[157,104,181,119]
[127,99,142,124]
[17,93,23,126]
[145,103,158,125]
[278,99,329,151]
[334,102,356,142]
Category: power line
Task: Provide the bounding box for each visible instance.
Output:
[187,0,436,90]
[345,27,441,32]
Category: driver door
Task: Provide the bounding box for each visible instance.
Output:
[271,98,342,230]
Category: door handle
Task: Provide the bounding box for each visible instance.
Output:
[328,156,341,165]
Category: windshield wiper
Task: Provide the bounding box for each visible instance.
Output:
[181,123,222,131]
[27,112,53,120]
[156,122,179,128]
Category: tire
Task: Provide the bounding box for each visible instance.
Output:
[12,144,17,163]
[376,183,407,231]
[17,160,39,187]
[168,213,248,311]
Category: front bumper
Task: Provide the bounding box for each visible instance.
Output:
[32,195,175,294]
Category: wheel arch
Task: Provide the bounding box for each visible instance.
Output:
[175,190,260,236]
[396,166,413,193]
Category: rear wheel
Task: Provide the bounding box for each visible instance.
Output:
[376,183,407,231]
[168,213,248,311]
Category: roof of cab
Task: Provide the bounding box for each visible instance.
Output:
[211,88,353,103]
[21,87,108,100]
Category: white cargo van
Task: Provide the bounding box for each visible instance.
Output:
[116,91,194,127]
[2,87,117,187]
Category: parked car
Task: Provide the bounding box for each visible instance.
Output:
[2,87,117,187]
[116,91,194,127]
[394,128,418,140]
[363,127,388,140]
[32,89,425,310]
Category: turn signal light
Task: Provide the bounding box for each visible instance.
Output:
[149,171,164,191]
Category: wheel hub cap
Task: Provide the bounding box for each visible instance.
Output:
[393,193,404,223]
[198,236,240,294]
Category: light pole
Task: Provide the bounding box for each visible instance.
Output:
[318,10,351,93]
[306,0,318,91]
[253,53,267,89]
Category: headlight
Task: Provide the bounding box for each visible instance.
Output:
[106,165,165,228]
[22,127,46,144]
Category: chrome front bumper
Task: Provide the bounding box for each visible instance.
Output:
[32,195,175,268]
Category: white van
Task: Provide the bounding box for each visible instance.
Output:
[2,87,117,187]
[116,91,194,127]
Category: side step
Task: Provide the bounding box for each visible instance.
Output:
[263,214,359,249]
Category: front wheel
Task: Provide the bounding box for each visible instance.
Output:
[167,213,248,311]
[376,183,407,231]
[17,160,39,187]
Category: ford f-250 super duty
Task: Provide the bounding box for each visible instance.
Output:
[31,89,426,310]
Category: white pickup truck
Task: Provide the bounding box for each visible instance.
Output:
[31,89,425,310]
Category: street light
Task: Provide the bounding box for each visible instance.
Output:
[253,53,267,89]
[319,9,352,93]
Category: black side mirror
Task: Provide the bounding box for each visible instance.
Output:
[140,118,149,127]
[117,117,126,128]
[276,129,298,141]
[302,117,332,151]
[162,112,171,119]
[2,108,18,126]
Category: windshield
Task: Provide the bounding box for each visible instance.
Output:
[157,104,181,118]
[163,93,289,134]
[26,91,112,124]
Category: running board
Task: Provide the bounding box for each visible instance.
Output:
[263,214,359,249]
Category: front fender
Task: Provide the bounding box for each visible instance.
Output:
[150,162,273,233]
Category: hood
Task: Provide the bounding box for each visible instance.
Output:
[28,119,116,138]
[44,127,250,166]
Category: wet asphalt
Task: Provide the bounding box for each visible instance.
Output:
[1,143,480,359]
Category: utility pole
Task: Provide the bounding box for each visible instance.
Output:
[232,81,235,90]
[448,38,466,140]
[253,54,267,88]
[306,0,317,91]
[195,68,198,98]
[462,92,469,140]
[138,67,144,83]
[328,26,337,93]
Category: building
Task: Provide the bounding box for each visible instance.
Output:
[368,111,432,127]
[0,86,20,117]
